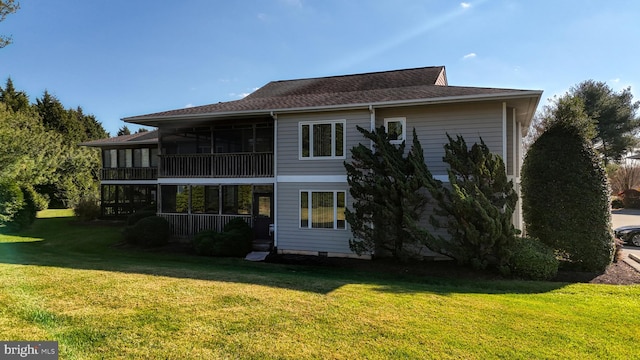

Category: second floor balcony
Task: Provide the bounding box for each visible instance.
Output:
[159,152,273,178]
[101,167,158,180]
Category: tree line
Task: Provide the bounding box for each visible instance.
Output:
[0,78,108,230]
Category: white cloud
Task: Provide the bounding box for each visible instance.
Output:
[257,13,268,21]
[461,2,472,9]
[185,104,194,108]
[463,52,477,59]
[611,78,621,83]
[230,87,259,99]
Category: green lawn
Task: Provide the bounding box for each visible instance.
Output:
[0,210,638,359]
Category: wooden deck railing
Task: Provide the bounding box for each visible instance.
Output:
[101,167,158,180]
[159,213,253,238]
[159,152,273,178]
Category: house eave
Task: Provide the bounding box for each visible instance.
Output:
[123,90,543,127]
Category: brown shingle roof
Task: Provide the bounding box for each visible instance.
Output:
[80,129,158,147]
[123,66,541,123]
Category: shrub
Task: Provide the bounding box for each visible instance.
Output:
[609,164,640,194]
[193,230,218,256]
[126,210,156,226]
[74,196,101,222]
[620,189,640,209]
[508,237,558,280]
[123,216,171,247]
[522,122,614,272]
[193,218,253,257]
[0,181,24,227]
[611,197,624,209]
[12,186,38,230]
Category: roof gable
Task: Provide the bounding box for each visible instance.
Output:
[246,66,446,99]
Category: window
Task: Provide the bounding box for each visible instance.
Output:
[300,190,346,229]
[384,117,406,144]
[133,149,143,167]
[103,150,112,168]
[141,148,150,167]
[161,185,189,213]
[222,185,252,215]
[299,120,345,159]
[191,185,220,214]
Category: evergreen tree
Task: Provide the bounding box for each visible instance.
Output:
[522,121,615,272]
[0,78,30,112]
[429,135,518,272]
[344,126,437,260]
[117,125,131,136]
[528,81,640,163]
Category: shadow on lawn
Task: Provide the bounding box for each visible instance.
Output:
[0,217,571,295]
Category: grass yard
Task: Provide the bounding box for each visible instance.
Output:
[0,210,638,359]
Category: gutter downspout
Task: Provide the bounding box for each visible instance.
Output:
[270,111,278,251]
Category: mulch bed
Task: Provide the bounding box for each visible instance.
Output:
[265,253,640,285]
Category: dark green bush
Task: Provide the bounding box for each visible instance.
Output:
[74,196,101,222]
[522,123,614,272]
[11,186,38,231]
[0,181,24,227]
[193,230,218,256]
[620,189,640,209]
[123,216,171,247]
[193,218,253,257]
[508,237,559,280]
[611,197,624,209]
[126,210,156,226]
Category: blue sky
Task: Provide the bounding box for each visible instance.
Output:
[1,0,639,136]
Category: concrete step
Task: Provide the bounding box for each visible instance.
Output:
[245,251,270,262]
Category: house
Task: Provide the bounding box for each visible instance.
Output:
[85,66,542,259]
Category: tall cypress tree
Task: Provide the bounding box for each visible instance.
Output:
[430,135,518,272]
[344,126,438,260]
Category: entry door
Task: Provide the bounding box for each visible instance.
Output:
[253,193,273,240]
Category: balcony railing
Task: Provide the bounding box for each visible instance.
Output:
[101,167,158,180]
[159,152,273,178]
[159,213,253,239]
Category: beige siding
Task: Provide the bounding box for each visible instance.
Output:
[376,102,504,175]
[277,110,370,176]
[276,182,353,254]
[506,107,514,175]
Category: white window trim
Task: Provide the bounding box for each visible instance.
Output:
[298,120,347,160]
[299,190,347,230]
[384,117,406,145]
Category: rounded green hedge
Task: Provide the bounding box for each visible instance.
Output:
[508,237,558,280]
[193,218,253,257]
[123,216,171,247]
[521,123,614,272]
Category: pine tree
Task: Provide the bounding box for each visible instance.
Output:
[117,125,131,136]
[0,78,30,112]
[344,126,438,260]
[430,134,518,272]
